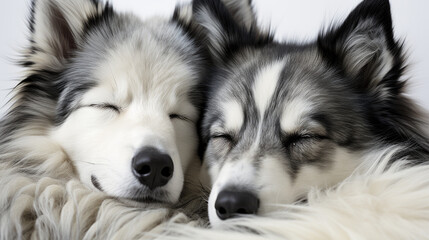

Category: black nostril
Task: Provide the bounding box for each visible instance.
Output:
[132,147,174,190]
[215,190,259,220]
[218,207,227,215]
[136,165,151,175]
[161,166,172,178]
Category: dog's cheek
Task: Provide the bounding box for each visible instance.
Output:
[204,144,224,183]
[204,139,233,182]
[289,140,335,167]
[172,120,198,170]
[52,109,133,195]
[207,160,221,186]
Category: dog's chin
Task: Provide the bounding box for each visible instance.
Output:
[119,196,171,208]
[112,195,174,209]
[123,188,175,206]
[90,175,176,205]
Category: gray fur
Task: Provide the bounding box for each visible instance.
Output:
[194,0,429,225]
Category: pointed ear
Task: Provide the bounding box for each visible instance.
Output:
[319,0,429,154]
[191,0,272,63]
[174,0,258,32]
[221,0,258,31]
[318,0,404,95]
[25,0,103,70]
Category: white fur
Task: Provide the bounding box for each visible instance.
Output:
[159,148,429,240]
[222,100,244,132]
[288,148,363,204]
[0,168,201,240]
[4,147,428,239]
[252,60,284,118]
[280,98,314,133]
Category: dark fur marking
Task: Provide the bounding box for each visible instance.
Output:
[91,175,103,191]
[55,82,96,124]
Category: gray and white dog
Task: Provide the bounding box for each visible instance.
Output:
[0,0,208,206]
[190,0,429,226]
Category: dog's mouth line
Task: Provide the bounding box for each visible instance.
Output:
[90,175,171,204]
[91,175,103,192]
[126,195,169,204]
[126,187,171,204]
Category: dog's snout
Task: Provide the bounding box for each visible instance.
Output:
[215,190,259,220]
[132,147,174,190]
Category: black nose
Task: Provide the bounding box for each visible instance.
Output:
[132,147,174,190]
[215,190,259,220]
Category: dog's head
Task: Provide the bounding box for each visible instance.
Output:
[194,0,429,226]
[16,0,206,204]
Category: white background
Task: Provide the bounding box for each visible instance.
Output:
[0,0,428,117]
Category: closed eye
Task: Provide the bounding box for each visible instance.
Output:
[169,113,192,122]
[285,133,328,147]
[210,133,234,142]
[209,131,237,152]
[84,103,121,113]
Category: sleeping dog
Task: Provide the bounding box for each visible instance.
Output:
[190,0,429,226]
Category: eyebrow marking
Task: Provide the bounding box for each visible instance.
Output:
[280,98,316,133]
[222,100,244,132]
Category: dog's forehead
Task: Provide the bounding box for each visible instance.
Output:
[89,23,199,106]
[55,15,204,124]
[215,52,327,135]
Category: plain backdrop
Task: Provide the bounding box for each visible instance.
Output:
[0,0,428,117]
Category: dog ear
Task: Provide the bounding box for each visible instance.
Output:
[320,0,429,156]
[318,0,404,97]
[25,0,103,71]
[220,0,258,31]
[175,0,258,32]
[190,0,272,63]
